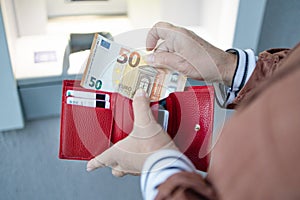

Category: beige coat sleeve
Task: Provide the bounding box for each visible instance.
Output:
[154,43,300,200]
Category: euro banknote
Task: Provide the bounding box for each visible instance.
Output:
[81,34,186,101]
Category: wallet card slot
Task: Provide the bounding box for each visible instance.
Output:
[59,103,113,160]
[62,80,113,104]
[110,93,134,144]
[63,86,112,103]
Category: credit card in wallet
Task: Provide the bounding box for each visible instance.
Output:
[66,90,110,101]
[158,109,169,132]
[67,97,110,109]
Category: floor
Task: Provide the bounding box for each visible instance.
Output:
[0,117,141,200]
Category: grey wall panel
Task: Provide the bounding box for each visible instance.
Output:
[0,4,24,131]
[19,83,62,120]
[258,0,300,52]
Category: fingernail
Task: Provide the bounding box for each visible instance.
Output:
[86,161,94,172]
[145,54,154,64]
[86,167,94,172]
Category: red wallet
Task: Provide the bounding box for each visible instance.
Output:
[59,80,214,171]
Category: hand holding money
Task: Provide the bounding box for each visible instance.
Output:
[81,34,186,101]
[146,22,237,86]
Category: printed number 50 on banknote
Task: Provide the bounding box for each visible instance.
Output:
[81,34,186,101]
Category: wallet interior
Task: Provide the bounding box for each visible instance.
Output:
[59,80,214,171]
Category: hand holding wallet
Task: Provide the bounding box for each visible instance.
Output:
[59,80,214,171]
[86,89,179,176]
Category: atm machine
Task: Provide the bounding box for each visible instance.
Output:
[0,0,126,122]
[0,0,266,131]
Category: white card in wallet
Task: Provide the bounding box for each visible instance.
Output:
[158,109,169,132]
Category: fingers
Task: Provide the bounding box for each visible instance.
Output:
[87,153,129,177]
[87,155,133,177]
[112,168,140,177]
[132,89,153,127]
[145,52,193,76]
[112,168,126,177]
[146,22,176,51]
[145,22,199,78]
[86,148,116,172]
[155,172,217,200]
[86,146,140,177]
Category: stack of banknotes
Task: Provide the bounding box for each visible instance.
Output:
[80,34,186,102]
[80,34,187,129]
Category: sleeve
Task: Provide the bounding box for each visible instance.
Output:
[227,48,290,108]
[140,149,196,200]
[214,48,291,109]
[214,48,257,108]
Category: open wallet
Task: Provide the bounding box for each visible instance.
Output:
[59,80,215,171]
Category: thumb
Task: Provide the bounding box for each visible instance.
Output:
[86,147,117,172]
[133,89,154,127]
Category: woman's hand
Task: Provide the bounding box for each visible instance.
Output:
[86,89,178,177]
[146,22,237,86]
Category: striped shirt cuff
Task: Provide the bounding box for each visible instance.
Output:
[140,149,196,200]
[225,48,257,106]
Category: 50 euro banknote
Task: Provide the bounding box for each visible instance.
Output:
[81,34,187,101]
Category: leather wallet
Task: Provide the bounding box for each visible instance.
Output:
[59,80,214,171]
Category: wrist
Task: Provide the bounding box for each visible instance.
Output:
[214,48,257,107]
[220,52,238,86]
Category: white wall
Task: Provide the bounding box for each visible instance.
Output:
[13,0,48,36]
[10,0,240,49]
[201,0,240,49]
[127,0,240,49]
[46,0,127,17]
[127,0,202,28]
